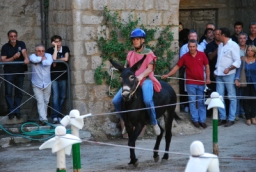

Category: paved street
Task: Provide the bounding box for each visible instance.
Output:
[0,118,255,172]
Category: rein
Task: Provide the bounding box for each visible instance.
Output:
[129,80,141,97]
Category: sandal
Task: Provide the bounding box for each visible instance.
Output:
[246,120,251,126]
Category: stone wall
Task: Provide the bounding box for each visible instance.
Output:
[234,0,256,34]
[0,0,42,116]
[48,0,180,139]
[180,0,256,34]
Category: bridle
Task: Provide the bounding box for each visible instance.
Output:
[129,80,141,98]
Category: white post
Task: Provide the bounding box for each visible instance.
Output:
[57,149,66,171]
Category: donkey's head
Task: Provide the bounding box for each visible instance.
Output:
[109,55,146,101]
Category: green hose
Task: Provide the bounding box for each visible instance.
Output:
[0,122,70,141]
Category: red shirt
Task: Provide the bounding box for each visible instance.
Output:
[177,51,208,85]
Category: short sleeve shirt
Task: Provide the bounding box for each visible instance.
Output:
[177,51,209,85]
[46,46,70,81]
[1,41,26,73]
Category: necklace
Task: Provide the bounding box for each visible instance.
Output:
[246,57,255,64]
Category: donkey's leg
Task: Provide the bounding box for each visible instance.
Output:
[162,110,174,160]
[127,124,144,167]
[153,124,163,162]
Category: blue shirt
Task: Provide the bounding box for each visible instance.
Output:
[29,53,53,88]
[235,60,256,90]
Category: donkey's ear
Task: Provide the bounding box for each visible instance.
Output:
[109,59,125,73]
[130,55,147,72]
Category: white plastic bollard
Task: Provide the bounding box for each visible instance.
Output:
[205,92,224,155]
[39,126,81,172]
[60,109,91,171]
[185,140,220,172]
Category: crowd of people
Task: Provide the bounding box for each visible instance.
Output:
[0,30,70,125]
[175,22,256,128]
[1,22,255,130]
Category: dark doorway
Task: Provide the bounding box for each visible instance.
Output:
[179,9,218,39]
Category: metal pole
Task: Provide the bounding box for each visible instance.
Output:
[56,149,66,172]
[71,125,81,172]
[212,108,219,155]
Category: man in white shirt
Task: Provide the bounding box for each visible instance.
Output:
[214,28,241,127]
[180,30,204,57]
[29,45,53,125]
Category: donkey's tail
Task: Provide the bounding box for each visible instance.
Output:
[174,112,182,121]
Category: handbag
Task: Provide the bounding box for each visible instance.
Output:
[239,60,247,87]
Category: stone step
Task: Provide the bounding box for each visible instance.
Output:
[0,114,28,125]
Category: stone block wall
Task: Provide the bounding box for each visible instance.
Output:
[0,0,42,116]
[48,0,180,138]
[180,0,256,34]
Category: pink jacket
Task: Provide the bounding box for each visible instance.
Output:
[127,50,162,92]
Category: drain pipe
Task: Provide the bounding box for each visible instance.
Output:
[40,0,46,47]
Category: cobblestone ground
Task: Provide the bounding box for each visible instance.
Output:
[0,118,255,172]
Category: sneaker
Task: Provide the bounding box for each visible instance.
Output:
[58,117,62,123]
[184,106,189,113]
[122,127,127,135]
[199,122,207,129]
[53,118,58,124]
[39,120,48,126]
[153,125,160,136]
[235,116,239,121]
[224,120,234,127]
[192,121,200,128]
[8,113,15,120]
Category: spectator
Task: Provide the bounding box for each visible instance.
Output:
[246,22,256,45]
[1,30,29,120]
[231,22,243,44]
[200,28,214,50]
[185,141,220,172]
[205,29,221,93]
[215,28,241,127]
[235,45,256,125]
[162,40,211,128]
[179,22,183,32]
[180,30,204,113]
[235,33,248,120]
[29,45,53,125]
[179,28,190,48]
[199,23,215,43]
[180,30,204,57]
[46,35,70,124]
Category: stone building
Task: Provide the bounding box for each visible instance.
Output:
[0,0,255,138]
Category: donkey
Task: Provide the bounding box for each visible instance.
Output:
[110,55,177,166]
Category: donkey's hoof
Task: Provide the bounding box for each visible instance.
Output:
[133,160,139,167]
[128,159,139,167]
[154,155,159,162]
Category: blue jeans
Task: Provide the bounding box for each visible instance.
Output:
[112,79,157,125]
[51,80,67,119]
[216,74,236,121]
[235,87,244,116]
[186,84,206,123]
[4,74,24,114]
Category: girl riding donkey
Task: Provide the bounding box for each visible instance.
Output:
[112,28,161,136]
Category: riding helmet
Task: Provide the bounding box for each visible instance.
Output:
[130,28,146,38]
